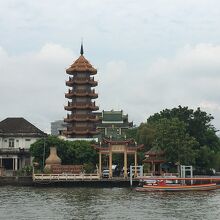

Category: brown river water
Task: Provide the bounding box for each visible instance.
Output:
[0,186,220,220]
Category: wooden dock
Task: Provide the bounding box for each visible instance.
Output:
[32,173,140,187]
[137,177,220,182]
[32,173,220,187]
[33,173,100,181]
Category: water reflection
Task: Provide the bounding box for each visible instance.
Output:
[0,186,219,220]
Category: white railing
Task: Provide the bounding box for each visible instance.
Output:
[33,173,100,181]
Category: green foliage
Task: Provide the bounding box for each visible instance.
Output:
[30,136,98,169]
[83,162,96,174]
[148,106,219,150]
[131,105,220,171]
[126,127,138,140]
[69,140,98,165]
[16,165,33,176]
[152,118,198,165]
[136,123,156,150]
[43,168,51,174]
[126,123,156,151]
[213,152,220,171]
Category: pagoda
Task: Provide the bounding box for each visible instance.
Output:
[63,44,99,138]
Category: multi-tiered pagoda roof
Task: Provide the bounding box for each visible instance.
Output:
[63,45,99,138]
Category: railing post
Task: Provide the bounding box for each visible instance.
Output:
[130,165,133,187]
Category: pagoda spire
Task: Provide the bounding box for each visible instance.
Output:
[80,42,84,55]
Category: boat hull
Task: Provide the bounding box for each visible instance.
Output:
[135,183,217,192]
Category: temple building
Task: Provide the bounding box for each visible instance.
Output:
[0,118,46,175]
[63,45,99,139]
[95,110,133,140]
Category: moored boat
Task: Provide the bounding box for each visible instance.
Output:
[135,180,217,192]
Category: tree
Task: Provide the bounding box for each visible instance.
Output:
[136,123,156,150]
[152,118,198,165]
[196,145,216,172]
[30,136,98,169]
[132,106,220,172]
[146,106,220,169]
[148,106,219,150]
[126,127,138,140]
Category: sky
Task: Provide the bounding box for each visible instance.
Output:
[1,0,220,133]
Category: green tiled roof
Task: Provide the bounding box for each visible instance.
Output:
[102,111,123,121]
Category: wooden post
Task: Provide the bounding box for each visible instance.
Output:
[15,157,18,171]
[99,151,102,177]
[124,147,128,178]
[109,146,112,178]
[13,158,15,170]
[134,151,137,177]
[19,158,22,170]
[153,163,155,176]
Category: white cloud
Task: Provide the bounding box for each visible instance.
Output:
[96,43,220,128]
[200,101,220,111]
[141,44,220,128]
[0,43,74,132]
[1,1,220,131]
[36,43,74,62]
[1,43,220,132]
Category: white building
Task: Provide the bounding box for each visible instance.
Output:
[0,117,46,173]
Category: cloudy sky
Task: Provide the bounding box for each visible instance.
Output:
[1,0,220,133]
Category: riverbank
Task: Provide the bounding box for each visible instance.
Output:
[1,176,220,187]
[0,176,33,186]
[0,176,139,187]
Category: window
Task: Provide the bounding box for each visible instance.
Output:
[4,140,7,142]
[9,139,15,148]
[25,139,31,142]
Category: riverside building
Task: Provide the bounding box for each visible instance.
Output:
[0,117,46,175]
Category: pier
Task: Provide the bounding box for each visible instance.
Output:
[33,173,100,181]
[32,173,139,187]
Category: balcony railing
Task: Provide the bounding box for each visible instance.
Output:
[0,148,30,154]
[66,77,98,86]
[64,102,99,110]
[64,127,98,135]
[65,89,98,98]
[64,114,98,122]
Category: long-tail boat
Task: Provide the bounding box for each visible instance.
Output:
[135,179,217,192]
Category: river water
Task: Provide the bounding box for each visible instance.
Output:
[0,186,220,220]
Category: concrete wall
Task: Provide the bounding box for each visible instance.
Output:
[0,176,33,186]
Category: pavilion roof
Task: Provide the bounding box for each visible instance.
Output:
[145,146,164,156]
[102,110,123,122]
[97,138,144,149]
[102,137,134,145]
[66,55,97,74]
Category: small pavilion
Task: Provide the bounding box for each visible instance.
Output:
[143,147,165,176]
[94,138,143,178]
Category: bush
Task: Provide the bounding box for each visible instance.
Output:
[83,162,95,173]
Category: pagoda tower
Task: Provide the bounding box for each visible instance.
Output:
[64,44,99,138]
